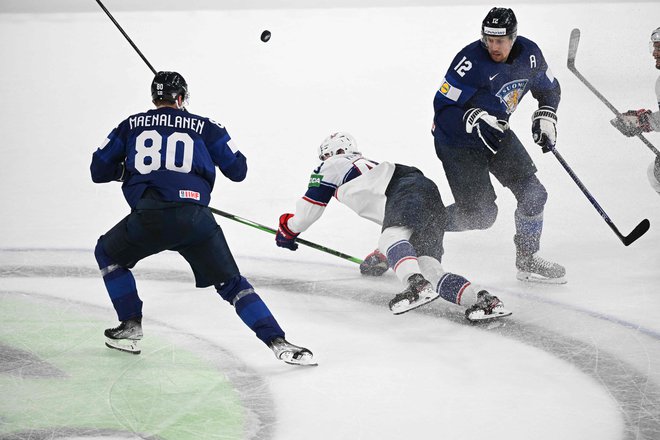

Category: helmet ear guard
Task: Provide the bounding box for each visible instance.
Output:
[318,132,359,160]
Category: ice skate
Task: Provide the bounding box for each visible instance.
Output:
[389,273,440,315]
[104,319,143,354]
[269,337,317,366]
[465,290,512,322]
[516,253,566,284]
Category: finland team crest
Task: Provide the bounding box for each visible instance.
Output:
[496,79,528,114]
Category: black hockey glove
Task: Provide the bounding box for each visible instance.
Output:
[463,108,508,154]
[610,109,653,137]
[531,106,557,153]
[276,213,299,251]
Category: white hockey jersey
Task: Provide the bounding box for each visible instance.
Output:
[287,153,396,234]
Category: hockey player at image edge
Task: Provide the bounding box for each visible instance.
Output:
[610,26,660,195]
[275,132,511,322]
[431,7,566,284]
[90,71,315,366]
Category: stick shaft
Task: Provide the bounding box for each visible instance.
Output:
[95,0,157,75]
[209,207,364,264]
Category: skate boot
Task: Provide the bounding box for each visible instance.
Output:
[465,290,512,322]
[388,273,440,315]
[269,337,317,366]
[516,253,566,284]
[104,319,143,355]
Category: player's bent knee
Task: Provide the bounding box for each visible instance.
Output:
[513,176,547,217]
[216,275,254,305]
[94,239,119,275]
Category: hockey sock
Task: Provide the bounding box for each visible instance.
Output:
[216,275,285,345]
[514,209,543,256]
[94,241,142,321]
[436,273,477,306]
[379,226,421,284]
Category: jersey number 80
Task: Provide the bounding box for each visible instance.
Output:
[134,130,193,175]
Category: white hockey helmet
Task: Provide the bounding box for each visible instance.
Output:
[651,27,660,51]
[318,132,359,160]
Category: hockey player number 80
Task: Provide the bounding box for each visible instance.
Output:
[134,130,194,175]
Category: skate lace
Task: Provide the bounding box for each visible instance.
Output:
[531,255,556,271]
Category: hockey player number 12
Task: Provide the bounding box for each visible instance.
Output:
[134,130,194,175]
[453,56,472,77]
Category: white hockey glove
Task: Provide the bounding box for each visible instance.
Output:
[463,108,509,154]
[610,109,654,137]
[531,106,557,153]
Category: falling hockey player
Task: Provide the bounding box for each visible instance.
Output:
[275,132,512,322]
[91,71,315,366]
[430,7,565,284]
[610,26,660,195]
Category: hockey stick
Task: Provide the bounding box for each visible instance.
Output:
[549,146,649,246]
[567,28,660,157]
[209,207,364,264]
[95,0,157,75]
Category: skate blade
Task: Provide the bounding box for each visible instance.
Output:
[517,271,567,285]
[466,306,512,323]
[280,350,318,367]
[391,291,440,315]
[105,338,141,355]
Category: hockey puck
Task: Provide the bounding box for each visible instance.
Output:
[260,30,271,43]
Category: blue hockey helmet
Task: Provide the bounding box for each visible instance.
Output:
[151,71,189,105]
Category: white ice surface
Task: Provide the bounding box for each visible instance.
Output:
[1,2,660,439]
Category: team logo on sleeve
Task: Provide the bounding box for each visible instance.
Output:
[495,79,528,114]
[308,174,323,188]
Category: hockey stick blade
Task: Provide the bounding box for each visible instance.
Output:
[567,28,580,69]
[619,219,650,246]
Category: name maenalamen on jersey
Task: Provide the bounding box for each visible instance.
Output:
[128,113,205,135]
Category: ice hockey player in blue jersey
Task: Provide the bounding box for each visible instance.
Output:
[610,26,660,195]
[275,132,511,322]
[91,71,315,366]
[432,7,565,284]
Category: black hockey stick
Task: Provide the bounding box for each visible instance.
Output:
[95,0,363,264]
[209,207,364,264]
[95,0,157,75]
[567,28,660,157]
[549,146,649,246]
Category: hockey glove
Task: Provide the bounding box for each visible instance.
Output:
[276,213,299,251]
[464,108,508,154]
[531,106,557,153]
[359,249,389,276]
[610,109,653,137]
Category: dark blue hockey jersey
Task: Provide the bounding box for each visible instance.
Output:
[433,36,561,147]
[90,107,246,209]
